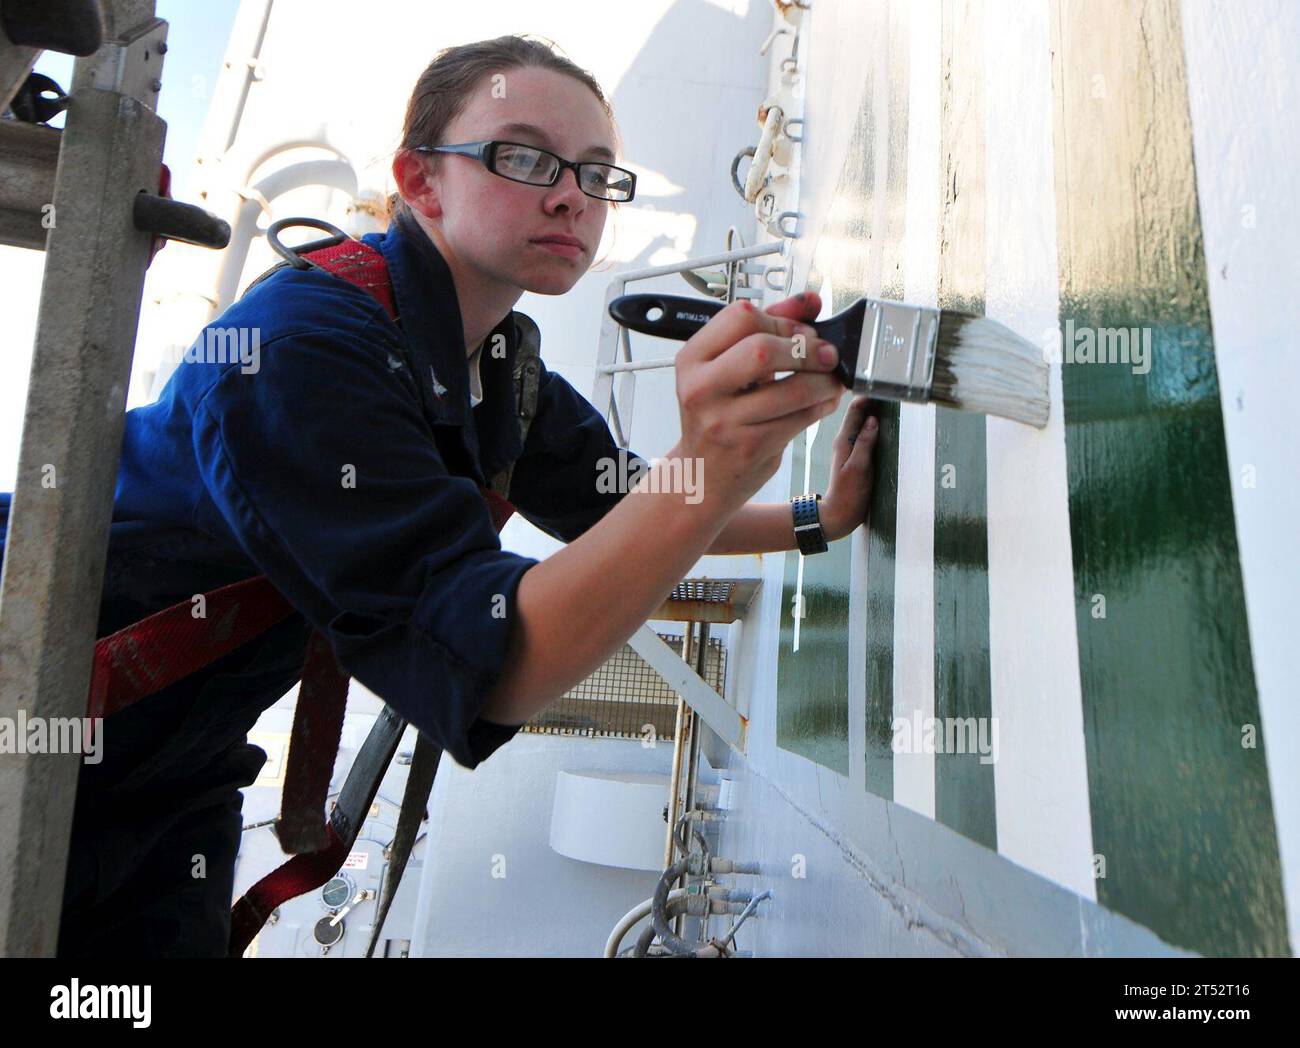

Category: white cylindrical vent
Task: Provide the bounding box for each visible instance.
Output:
[549,770,672,871]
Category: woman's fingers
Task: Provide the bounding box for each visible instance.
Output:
[707,331,838,396]
[671,290,842,506]
[731,371,843,425]
[763,290,821,324]
[682,291,822,365]
[837,396,874,448]
[683,299,789,363]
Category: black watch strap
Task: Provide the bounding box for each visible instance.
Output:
[791,493,828,555]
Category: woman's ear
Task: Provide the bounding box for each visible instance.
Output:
[392,151,442,220]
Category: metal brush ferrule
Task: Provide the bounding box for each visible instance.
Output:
[854,299,941,403]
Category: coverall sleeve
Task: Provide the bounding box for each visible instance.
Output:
[505,357,652,543]
[192,316,538,769]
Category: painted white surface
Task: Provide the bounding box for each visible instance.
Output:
[1180,0,1300,954]
[892,398,938,819]
[793,0,878,271]
[892,0,942,819]
[982,0,1094,900]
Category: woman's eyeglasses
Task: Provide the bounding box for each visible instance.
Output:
[414,140,636,202]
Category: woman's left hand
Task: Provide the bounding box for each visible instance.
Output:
[759,290,880,542]
[818,395,880,541]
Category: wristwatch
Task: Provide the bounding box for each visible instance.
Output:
[791,493,828,555]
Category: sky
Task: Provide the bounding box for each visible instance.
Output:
[31,0,241,200]
[1,0,240,490]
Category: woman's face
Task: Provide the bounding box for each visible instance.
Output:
[407,66,617,297]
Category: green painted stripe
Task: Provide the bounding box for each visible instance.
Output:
[933,408,996,847]
[864,399,900,799]
[1050,0,1287,956]
[776,470,851,775]
[932,0,997,850]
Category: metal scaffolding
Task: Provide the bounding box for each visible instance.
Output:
[0,0,228,957]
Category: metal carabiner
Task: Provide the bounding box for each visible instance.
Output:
[266,217,353,271]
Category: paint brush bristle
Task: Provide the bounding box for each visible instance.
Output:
[932,313,1050,427]
[604,292,1052,428]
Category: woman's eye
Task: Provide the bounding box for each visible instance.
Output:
[499,148,541,175]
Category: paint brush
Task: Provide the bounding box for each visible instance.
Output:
[608,293,1050,428]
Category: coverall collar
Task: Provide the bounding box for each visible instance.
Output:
[377,207,525,485]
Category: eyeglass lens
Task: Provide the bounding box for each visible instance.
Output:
[494,143,632,200]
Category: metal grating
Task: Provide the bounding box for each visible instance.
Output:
[523,631,726,742]
[669,580,737,602]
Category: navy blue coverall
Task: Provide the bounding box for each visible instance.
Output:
[0,207,647,956]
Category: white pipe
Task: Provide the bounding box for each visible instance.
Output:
[598,357,677,374]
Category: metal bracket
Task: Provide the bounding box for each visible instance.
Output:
[89,15,167,109]
[775,210,804,239]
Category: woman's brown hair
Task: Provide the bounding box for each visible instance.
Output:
[388,34,623,226]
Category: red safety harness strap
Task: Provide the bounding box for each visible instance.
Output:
[88,575,294,719]
[292,237,398,318]
[228,706,407,956]
[482,486,516,533]
[272,631,351,854]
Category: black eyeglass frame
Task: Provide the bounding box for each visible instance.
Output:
[413,140,637,202]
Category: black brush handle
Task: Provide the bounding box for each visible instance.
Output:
[610,292,862,391]
[608,294,725,340]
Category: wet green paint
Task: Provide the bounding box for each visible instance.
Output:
[864,398,900,799]
[1050,0,1287,956]
[933,0,997,850]
[776,424,851,774]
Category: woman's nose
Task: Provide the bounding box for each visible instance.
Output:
[546,168,587,208]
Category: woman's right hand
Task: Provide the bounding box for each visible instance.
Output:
[671,294,844,511]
